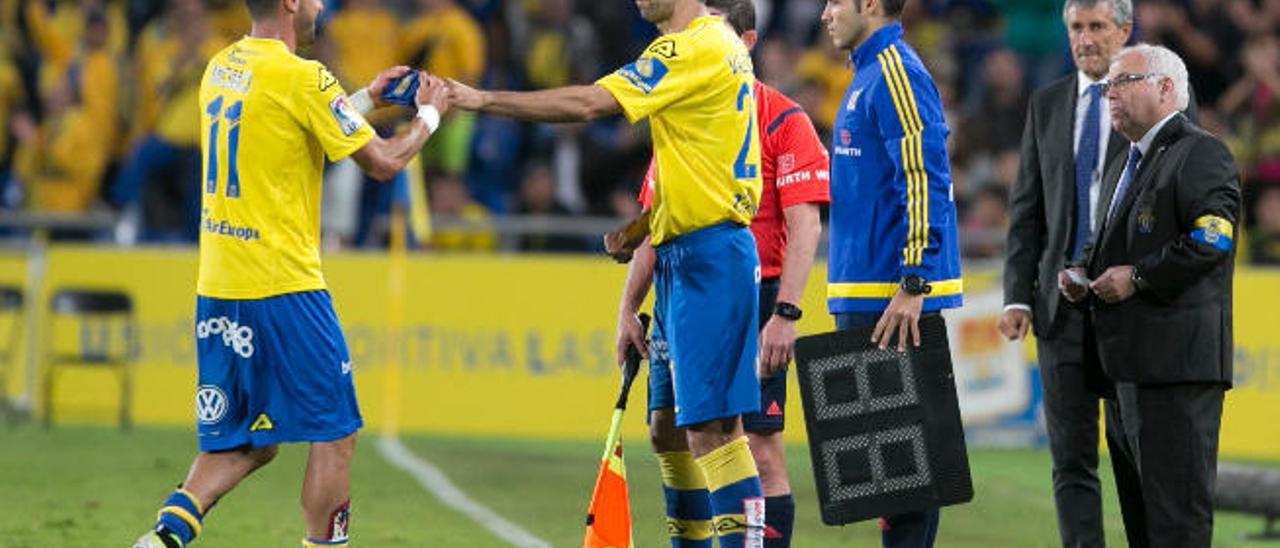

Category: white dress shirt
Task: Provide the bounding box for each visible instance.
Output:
[1004,73,1113,315]
[1074,71,1112,233]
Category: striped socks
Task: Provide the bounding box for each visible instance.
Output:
[657,451,714,547]
[696,437,765,548]
[154,488,204,547]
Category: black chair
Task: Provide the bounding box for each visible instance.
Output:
[0,286,22,422]
[43,289,137,429]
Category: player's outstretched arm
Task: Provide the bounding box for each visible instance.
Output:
[352,73,450,182]
[446,80,622,123]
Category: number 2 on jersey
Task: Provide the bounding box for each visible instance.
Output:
[734,82,758,180]
[205,95,243,198]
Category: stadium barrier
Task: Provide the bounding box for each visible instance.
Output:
[0,245,1276,459]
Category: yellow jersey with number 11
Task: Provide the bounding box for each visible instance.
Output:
[596,15,761,246]
[196,37,374,299]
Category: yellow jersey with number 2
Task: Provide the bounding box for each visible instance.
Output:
[597,16,761,246]
[196,37,374,299]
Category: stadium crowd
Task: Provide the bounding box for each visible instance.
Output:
[0,0,1277,260]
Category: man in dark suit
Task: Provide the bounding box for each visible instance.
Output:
[1000,1,1135,545]
[1061,44,1239,548]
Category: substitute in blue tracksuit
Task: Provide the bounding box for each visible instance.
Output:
[820,1,963,547]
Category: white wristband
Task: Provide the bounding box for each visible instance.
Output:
[417,105,441,133]
[349,88,374,115]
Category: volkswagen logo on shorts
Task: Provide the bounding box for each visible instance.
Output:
[195,385,228,425]
[196,316,255,358]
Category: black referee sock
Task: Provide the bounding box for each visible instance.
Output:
[764,494,795,548]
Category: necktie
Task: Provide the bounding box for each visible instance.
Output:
[1070,83,1103,261]
[1108,145,1144,222]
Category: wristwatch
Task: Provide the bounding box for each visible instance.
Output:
[1130,266,1149,291]
[774,301,803,321]
[900,275,933,296]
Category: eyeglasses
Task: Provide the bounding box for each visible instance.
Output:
[1100,72,1161,93]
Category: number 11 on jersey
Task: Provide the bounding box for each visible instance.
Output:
[205,95,244,198]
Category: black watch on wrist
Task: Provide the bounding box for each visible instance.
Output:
[1130,266,1149,291]
[900,275,933,296]
[774,301,803,321]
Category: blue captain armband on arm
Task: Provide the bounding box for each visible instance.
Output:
[1189,215,1233,252]
[380,71,421,107]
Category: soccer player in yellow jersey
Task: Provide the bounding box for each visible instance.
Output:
[131,1,450,547]
[448,1,767,546]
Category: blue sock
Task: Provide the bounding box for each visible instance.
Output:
[657,451,714,547]
[696,437,765,548]
[154,488,204,546]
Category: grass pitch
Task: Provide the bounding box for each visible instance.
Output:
[0,425,1273,547]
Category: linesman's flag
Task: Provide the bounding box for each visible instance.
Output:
[583,313,648,548]
[582,418,632,548]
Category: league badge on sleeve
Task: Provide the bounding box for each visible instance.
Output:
[328,95,365,136]
[618,56,669,94]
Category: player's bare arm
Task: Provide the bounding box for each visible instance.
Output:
[759,202,821,376]
[616,236,655,366]
[351,72,450,181]
[446,80,623,123]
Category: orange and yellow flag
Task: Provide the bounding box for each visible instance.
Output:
[583,408,632,548]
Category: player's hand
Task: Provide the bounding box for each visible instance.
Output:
[445,78,485,111]
[604,211,650,263]
[368,65,413,109]
[758,315,796,378]
[603,228,637,263]
[1090,265,1136,304]
[616,310,648,366]
[1059,267,1090,303]
[418,74,451,116]
[997,308,1031,341]
[872,289,924,351]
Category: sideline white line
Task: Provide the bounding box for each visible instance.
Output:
[376,435,553,548]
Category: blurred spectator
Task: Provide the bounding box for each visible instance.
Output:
[12,72,105,217]
[1136,0,1240,105]
[607,184,642,221]
[517,0,600,89]
[956,48,1027,190]
[403,0,486,176]
[325,0,399,91]
[1250,184,1280,265]
[207,0,251,44]
[991,0,1067,89]
[111,0,216,242]
[428,174,497,251]
[756,38,800,93]
[962,183,1010,258]
[1218,33,1280,186]
[514,163,587,252]
[23,0,128,96]
[795,40,847,135]
[0,35,25,209]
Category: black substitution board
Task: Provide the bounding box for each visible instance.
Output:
[794,314,973,526]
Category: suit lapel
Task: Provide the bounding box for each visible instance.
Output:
[1097,114,1188,250]
[1061,75,1082,233]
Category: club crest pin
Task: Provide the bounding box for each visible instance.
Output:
[1136,207,1156,234]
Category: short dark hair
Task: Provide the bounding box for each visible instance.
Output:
[245,0,276,18]
[706,0,757,35]
[882,0,907,18]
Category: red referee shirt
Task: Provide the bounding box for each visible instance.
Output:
[640,81,830,279]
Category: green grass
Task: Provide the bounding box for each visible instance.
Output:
[0,425,1274,547]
